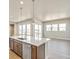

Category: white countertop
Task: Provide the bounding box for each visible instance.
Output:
[10,36,51,46]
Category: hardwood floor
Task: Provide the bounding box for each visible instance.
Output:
[9,50,21,59]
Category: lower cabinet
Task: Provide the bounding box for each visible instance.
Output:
[23,43,31,59]
[9,38,45,59]
[22,43,45,59]
[31,45,37,59]
[17,43,22,57]
[13,40,22,57]
[13,40,18,53]
[9,38,22,58]
[9,38,14,50]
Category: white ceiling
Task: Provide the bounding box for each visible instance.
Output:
[9,0,70,22]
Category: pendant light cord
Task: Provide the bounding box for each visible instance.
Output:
[32,0,35,20]
[20,7,22,20]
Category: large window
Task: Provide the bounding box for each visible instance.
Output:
[26,24,31,40]
[18,24,26,38]
[52,24,58,31]
[46,24,58,31]
[22,25,26,34]
[46,23,66,31]
[19,25,23,35]
[59,23,66,31]
[35,24,42,40]
[46,25,52,31]
[18,24,31,39]
[27,24,31,35]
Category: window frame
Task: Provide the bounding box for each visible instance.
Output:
[34,24,42,40]
[52,24,58,31]
[46,24,52,31]
[59,23,66,31]
[18,24,31,39]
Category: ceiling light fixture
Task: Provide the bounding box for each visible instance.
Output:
[19,0,23,22]
[32,0,41,24]
[20,1,24,5]
[32,0,39,23]
[32,0,35,23]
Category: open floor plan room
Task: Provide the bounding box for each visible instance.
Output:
[9,0,70,59]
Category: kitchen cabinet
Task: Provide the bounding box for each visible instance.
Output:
[9,38,14,50]
[23,43,45,59]
[31,45,37,59]
[13,40,22,57]
[9,37,47,59]
[37,44,45,59]
[23,43,31,59]
[17,41,22,57]
[9,38,22,57]
[13,40,18,53]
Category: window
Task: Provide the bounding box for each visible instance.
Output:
[52,24,58,31]
[59,23,66,31]
[19,24,26,35]
[27,24,31,35]
[27,36,31,40]
[39,25,42,34]
[18,24,26,38]
[18,24,31,39]
[22,24,26,34]
[35,24,42,40]
[19,25,23,34]
[46,25,52,31]
[26,24,31,40]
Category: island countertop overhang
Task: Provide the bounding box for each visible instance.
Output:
[9,36,51,46]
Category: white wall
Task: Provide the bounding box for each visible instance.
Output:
[45,39,70,59]
[43,18,70,40]
[44,18,70,59]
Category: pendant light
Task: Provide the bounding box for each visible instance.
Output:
[32,0,41,24]
[20,0,24,5]
[19,0,24,21]
[32,0,35,24]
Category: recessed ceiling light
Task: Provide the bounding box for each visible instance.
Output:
[20,1,24,5]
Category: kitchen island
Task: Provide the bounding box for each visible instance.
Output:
[9,36,50,59]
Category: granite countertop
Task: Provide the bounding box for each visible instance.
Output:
[10,36,51,46]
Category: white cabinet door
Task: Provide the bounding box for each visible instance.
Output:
[22,43,31,59]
